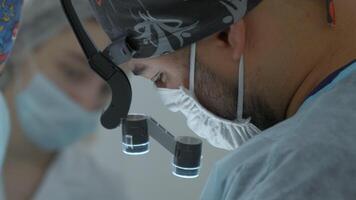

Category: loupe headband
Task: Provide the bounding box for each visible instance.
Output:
[60,0,133,129]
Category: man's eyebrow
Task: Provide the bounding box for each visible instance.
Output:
[59,49,88,68]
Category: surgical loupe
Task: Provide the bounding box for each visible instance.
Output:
[61,0,203,178]
[122,114,202,178]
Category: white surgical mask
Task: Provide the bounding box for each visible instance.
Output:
[157,43,260,150]
[0,92,10,169]
[15,73,100,151]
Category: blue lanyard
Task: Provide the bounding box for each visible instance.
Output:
[306,60,356,100]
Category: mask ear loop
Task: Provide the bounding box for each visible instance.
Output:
[237,56,246,122]
[189,43,197,93]
[190,43,246,122]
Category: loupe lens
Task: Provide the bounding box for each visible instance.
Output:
[172,136,202,179]
[122,141,150,155]
[122,114,150,155]
[172,163,200,179]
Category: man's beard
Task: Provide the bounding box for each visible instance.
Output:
[194,60,281,130]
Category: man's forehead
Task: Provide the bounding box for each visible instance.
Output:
[90,0,262,62]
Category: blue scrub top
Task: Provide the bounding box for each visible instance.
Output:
[201,61,356,200]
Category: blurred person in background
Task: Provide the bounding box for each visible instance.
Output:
[0,1,130,199]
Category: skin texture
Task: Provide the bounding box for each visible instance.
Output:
[3,21,110,200]
[127,0,356,130]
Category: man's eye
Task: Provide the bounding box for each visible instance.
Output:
[62,67,86,81]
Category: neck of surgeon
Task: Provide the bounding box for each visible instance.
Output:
[286,4,356,116]
[236,0,356,130]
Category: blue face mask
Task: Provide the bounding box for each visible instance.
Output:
[15,73,101,151]
[0,92,10,169]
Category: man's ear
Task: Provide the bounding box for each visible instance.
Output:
[228,20,246,61]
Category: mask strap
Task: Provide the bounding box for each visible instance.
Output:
[237,56,245,121]
[189,43,197,93]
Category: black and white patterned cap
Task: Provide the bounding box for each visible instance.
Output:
[89,0,262,59]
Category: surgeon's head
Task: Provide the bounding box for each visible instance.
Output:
[91,0,356,131]
[3,0,110,151]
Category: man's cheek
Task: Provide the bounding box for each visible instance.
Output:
[0,0,23,66]
[173,67,189,89]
